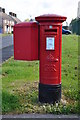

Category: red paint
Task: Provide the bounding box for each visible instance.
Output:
[14,22,38,61]
[35,14,67,85]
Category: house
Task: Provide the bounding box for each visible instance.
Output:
[0,7,14,33]
[69,1,80,35]
[9,12,21,24]
[0,7,21,33]
[77,1,80,18]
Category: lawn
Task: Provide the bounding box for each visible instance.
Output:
[2,35,78,114]
[0,33,12,37]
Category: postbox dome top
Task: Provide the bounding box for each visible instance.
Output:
[35,14,67,23]
[14,21,38,27]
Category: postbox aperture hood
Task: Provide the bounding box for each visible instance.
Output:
[35,14,67,23]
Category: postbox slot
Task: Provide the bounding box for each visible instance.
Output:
[45,29,57,33]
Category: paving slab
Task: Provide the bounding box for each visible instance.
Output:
[0,35,13,49]
[0,45,14,64]
[1,114,80,120]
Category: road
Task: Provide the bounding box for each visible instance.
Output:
[2,45,14,63]
[0,35,14,64]
[0,35,13,49]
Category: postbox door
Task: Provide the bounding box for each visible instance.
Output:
[40,26,61,85]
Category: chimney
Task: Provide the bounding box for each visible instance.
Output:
[9,12,17,17]
[2,8,5,13]
[9,12,13,16]
[0,7,2,12]
[13,13,14,17]
[14,14,17,17]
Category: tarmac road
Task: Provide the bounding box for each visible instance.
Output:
[0,35,14,64]
[2,45,14,63]
[0,35,13,49]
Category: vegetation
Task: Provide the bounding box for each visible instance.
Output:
[0,33,12,37]
[2,35,78,114]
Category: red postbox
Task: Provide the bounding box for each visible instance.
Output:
[35,14,67,103]
[14,14,67,104]
[14,22,39,61]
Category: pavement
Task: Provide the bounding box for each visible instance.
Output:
[1,45,14,63]
[0,35,13,49]
[1,114,80,120]
[0,35,14,64]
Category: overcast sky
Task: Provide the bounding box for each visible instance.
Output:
[0,0,80,25]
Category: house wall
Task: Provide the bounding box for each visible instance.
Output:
[0,7,21,34]
[77,1,80,18]
[3,19,14,33]
[71,2,80,35]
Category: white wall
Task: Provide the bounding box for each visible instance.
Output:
[3,20,14,33]
[77,1,80,18]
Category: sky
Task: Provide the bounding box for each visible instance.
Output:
[0,0,80,25]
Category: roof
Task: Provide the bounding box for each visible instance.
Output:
[0,12,14,27]
[9,15,21,24]
[0,11,21,27]
[0,12,13,21]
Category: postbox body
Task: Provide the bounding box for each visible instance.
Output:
[14,14,66,103]
[39,25,61,85]
[14,22,38,61]
[35,14,67,103]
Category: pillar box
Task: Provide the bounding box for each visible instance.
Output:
[14,14,67,104]
[35,14,67,103]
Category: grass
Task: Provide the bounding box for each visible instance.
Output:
[62,35,78,100]
[0,33,12,37]
[2,35,78,114]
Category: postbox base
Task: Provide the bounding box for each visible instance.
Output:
[39,83,61,104]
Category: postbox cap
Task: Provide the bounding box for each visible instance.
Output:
[35,14,67,23]
[14,21,38,28]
